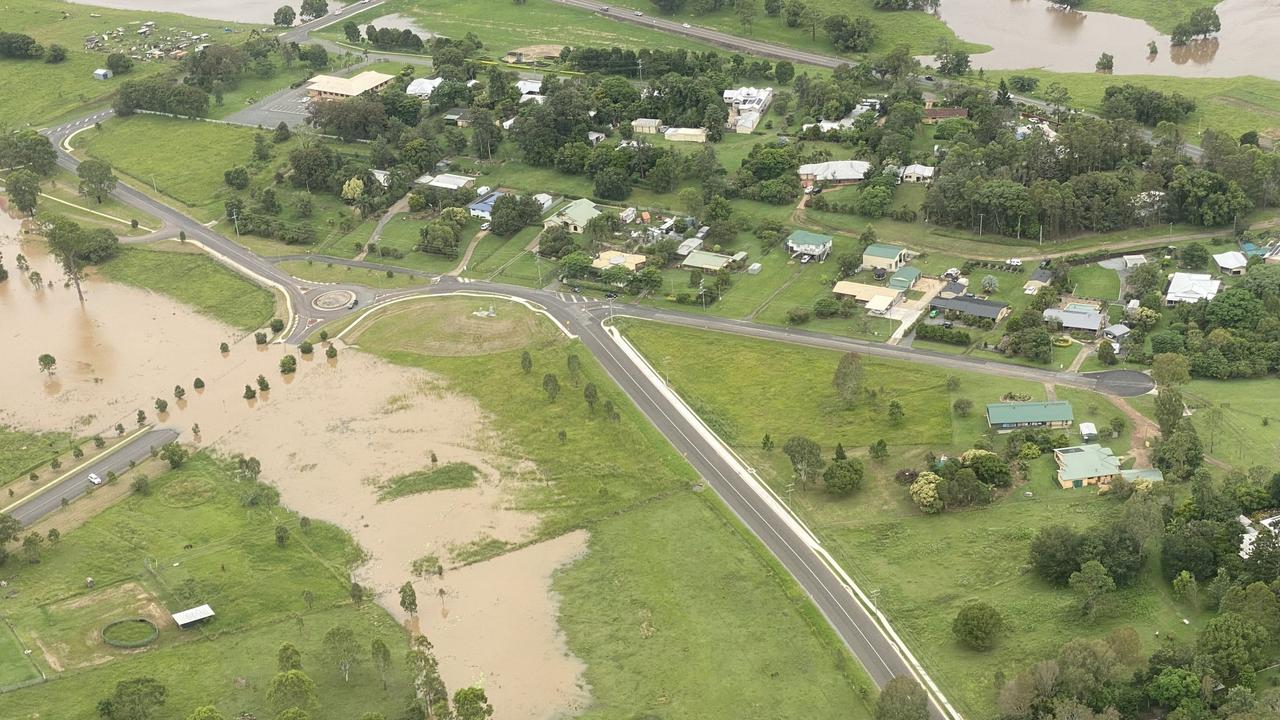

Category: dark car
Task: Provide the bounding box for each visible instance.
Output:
[923,75,935,82]
[873,268,887,281]
[942,320,954,329]
[605,292,618,299]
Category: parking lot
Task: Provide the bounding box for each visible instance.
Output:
[225,85,314,128]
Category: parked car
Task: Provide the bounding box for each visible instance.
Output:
[923,75,935,82]
[873,268,887,280]
[682,23,691,28]
[347,298,359,309]
[480,222,491,230]
[928,309,939,318]
[1007,257,1023,266]
[88,473,103,486]
[634,10,644,15]
[942,320,954,329]
[605,292,618,299]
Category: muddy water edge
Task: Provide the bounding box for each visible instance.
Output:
[0,209,589,719]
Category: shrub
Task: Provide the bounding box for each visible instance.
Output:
[299,341,314,355]
[255,332,268,345]
[270,318,285,333]
[785,307,812,325]
[952,602,1004,651]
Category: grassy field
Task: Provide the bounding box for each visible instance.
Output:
[993,69,1280,141]
[1078,0,1218,33]
[346,296,877,718]
[36,169,161,235]
[97,244,277,331]
[1067,263,1122,300]
[378,462,479,500]
[0,426,72,483]
[1139,378,1280,470]
[0,1,254,128]
[276,259,431,288]
[1,453,414,718]
[620,320,1202,717]
[73,115,366,252]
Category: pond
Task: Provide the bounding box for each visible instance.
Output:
[936,0,1280,80]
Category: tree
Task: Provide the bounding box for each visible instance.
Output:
[1195,612,1269,686]
[735,0,760,33]
[980,275,998,293]
[908,472,943,514]
[952,601,1004,651]
[7,169,40,215]
[1095,52,1114,72]
[322,626,362,682]
[1096,339,1116,365]
[276,710,310,720]
[453,687,494,720]
[224,165,250,189]
[952,398,973,417]
[300,0,329,19]
[267,670,318,711]
[185,707,226,720]
[160,442,188,469]
[1152,353,1190,388]
[37,353,56,374]
[888,400,905,425]
[823,458,864,495]
[1154,386,1185,438]
[1029,524,1084,585]
[371,637,393,690]
[106,52,134,75]
[782,436,824,488]
[520,350,532,374]
[1069,560,1116,620]
[21,532,43,563]
[874,676,929,720]
[1181,242,1209,269]
[583,382,599,413]
[44,43,66,63]
[274,121,292,144]
[77,159,117,203]
[277,642,303,672]
[869,439,889,460]
[96,677,168,720]
[399,581,418,615]
[774,60,794,84]
[274,5,296,26]
[832,352,864,407]
[542,373,560,402]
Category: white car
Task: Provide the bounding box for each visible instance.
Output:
[634,10,644,16]
[87,473,103,486]
[1007,258,1023,267]
[682,23,691,28]
[481,222,491,231]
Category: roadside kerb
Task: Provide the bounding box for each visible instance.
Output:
[603,321,963,720]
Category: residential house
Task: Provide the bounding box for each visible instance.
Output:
[861,243,908,271]
[723,86,773,134]
[516,79,543,96]
[587,131,607,146]
[797,160,871,188]
[900,164,935,184]
[467,190,506,220]
[1213,250,1248,275]
[406,77,444,98]
[785,230,833,261]
[923,107,969,124]
[1043,308,1104,334]
[631,118,661,134]
[305,71,395,100]
[1052,444,1120,489]
[888,266,921,291]
[543,197,602,233]
[801,101,877,132]
[682,250,734,271]
[675,236,704,257]
[832,281,903,310]
[1239,514,1280,559]
[986,401,1074,431]
[1165,272,1221,305]
[443,108,473,127]
[929,296,1011,322]
[592,250,647,272]
[1022,267,1053,295]
[664,127,707,143]
[1266,244,1280,265]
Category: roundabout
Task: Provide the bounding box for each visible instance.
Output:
[311,289,357,311]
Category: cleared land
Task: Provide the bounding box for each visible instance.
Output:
[622,320,1202,718]
[1130,378,1280,470]
[1,453,414,718]
[347,297,878,718]
[97,244,276,331]
[0,1,252,127]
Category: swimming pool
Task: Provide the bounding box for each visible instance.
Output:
[1064,302,1100,313]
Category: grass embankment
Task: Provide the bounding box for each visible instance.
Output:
[37,169,161,235]
[1,453,413,718]
[621,320,1201,718]
[1078,0,1218,33]
[73,115,366,255]
[276,260,431,289]
[378,462,479,500]
[347,296,877,719]
[0,1,253,127]
[97,244,276,331]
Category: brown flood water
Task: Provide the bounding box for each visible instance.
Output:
[65,0,297,25]
[0,209,587,719]
[938,0,1280,80]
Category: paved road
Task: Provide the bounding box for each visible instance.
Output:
[4,428,179,527]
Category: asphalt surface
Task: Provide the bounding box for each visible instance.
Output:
[4,428,179,527]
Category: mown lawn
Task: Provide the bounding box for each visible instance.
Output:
[0,1,252,127]
[1,453,414,718]
[1156,378,1280,470]
[621,320,1202,718]
[1068,264,1122,301]
[97,245,276,331]
[348,297,877,718]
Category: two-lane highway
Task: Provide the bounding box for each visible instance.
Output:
[4,428,179,527]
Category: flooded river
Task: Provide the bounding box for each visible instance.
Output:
[65,0,325,24]
[938,0,1280,79]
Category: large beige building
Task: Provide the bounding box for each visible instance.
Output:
[305,71,395,100]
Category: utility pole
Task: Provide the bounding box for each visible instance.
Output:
[637,58,643,82]
[230,210,241,237]
[978,213,984,236]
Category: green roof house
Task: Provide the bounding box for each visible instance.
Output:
[785,230,833,261]
[1052,444,1119,489]
[862,243,908,271]
[543,197,602,234]
[889,266,921,290]
[986,401,1074,431]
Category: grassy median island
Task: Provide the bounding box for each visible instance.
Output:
[621,320,1201,718]
[1,453,413,718]
[97,244,276,331]
[348,296,876,719]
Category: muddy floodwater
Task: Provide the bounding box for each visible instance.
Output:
[64,0,334,24]
[0,209,587,719]
[938,0,1280,79]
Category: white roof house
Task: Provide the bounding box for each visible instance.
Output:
[406,77,444,98]
[426,173,475,191]
[733,110,763,134]
[664,127,707,143]
[516,79,543,96]
[900,164,935,183]
[1239,515,1280,559]
[1165,272,1221,305]
[1213,251,1248,275]
[723,86,773,111]
[798,160,871,186]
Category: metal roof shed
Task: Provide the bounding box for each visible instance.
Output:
[172,604,215,628]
